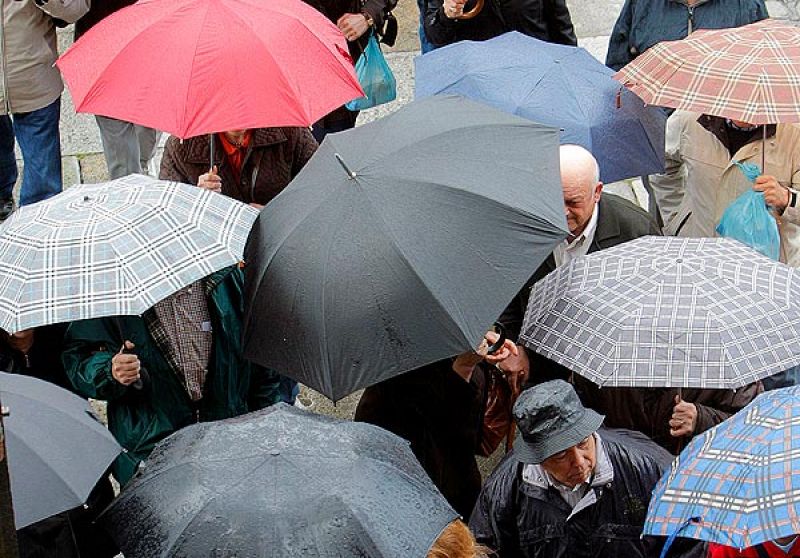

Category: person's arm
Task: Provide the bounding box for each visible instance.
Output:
[423,0,461,47]
[649,113,687,229]
[361,0,397,32]
[605,0,635,71]
[36,0,90,24]
[693,383,762,435]
[247,365,284,411]
[469,460,523,557]
[544,0,577,46]
[159,136,192,183]
[62,321,129,401]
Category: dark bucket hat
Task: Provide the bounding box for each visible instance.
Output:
[513,379,604,464]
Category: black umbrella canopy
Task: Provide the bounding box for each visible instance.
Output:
[243,95,567,401]
[103,404,458,557]
[0,372,121,528]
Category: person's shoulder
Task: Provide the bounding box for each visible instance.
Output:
[599,193,660,231]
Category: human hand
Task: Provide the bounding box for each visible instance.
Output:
[7,329,34,354]
[442,0,467,19]
[753,175,789,211]
[492,344,529,395]
[669,394,698,437]
[337,13,370,41]
[111,341,141,386]
[198,165,222,193]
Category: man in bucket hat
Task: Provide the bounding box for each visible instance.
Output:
[469,380,671,558]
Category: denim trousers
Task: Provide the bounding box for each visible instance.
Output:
[417,0,436,53]
[0,97,62,206]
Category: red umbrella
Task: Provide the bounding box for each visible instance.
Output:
[57,0,363,139]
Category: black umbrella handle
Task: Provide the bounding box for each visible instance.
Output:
[486,322,506,355]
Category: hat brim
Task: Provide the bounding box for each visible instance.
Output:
[514,408,604,464]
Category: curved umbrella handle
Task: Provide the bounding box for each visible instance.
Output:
[456,0,484,20]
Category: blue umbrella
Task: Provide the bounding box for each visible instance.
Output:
[644,386,800,554]
[415,31,666,184]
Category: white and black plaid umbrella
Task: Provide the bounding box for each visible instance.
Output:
[520,236,800,389]
[0,175,257,333]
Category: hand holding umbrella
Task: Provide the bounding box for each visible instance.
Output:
[111,342,143,387]
[669,394,698,438]
[198,165,222,194]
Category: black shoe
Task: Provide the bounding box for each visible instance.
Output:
[0,198,13,222]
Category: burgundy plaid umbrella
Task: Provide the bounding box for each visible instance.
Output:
[614,19,800,125]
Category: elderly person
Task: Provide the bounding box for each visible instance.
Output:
[424,0,576,48]
[62,267,283,485]
[498,145,660,386]
[160,127,317,210]
[470,380,670,558]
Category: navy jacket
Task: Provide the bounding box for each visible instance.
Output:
[606,0,768,71]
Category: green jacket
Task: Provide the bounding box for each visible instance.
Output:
[63,267,282,485]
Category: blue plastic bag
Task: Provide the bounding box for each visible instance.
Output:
[345,35,396,111]
[716,162,780,260]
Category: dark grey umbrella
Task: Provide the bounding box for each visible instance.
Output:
[243,95,568,400]
[0,372,120,528]
[103,404,458,557]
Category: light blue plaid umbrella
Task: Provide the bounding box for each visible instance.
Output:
[645,386,800,554]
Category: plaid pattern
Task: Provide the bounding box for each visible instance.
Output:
[644,386,800,549]
[519,236,800,389]
[0,175,257,333]
[614,19,800,124]
[152,281,212,401]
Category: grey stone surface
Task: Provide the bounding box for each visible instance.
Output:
[78,153,110,185]
[567,0,624,41]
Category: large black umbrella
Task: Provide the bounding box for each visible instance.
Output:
[0,372,120,528]
[243,95,567,400]
[103,404,458,557]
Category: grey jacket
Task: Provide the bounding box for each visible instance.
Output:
[0,0,90,115]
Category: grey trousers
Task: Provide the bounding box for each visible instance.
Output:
[95,115,161,179]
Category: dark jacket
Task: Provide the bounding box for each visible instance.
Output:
[302,0,398,129]
[62,267,283,485]
[499,193,662,342]
[159,127,317,206]
[0,324,70,390]
[424,0,576,47]
[74,0,136,39]
[469,428,669,558]
[354,359,486,519]
[574,379,763,453]
[605,0,768,71]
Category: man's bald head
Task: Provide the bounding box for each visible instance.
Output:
[559,145,602,238]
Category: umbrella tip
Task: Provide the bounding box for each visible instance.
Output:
[334,153,357,180]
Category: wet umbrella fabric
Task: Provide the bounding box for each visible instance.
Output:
[415,32,666,183]
[56,0,362,138]
[520,236,800,389]
[242,95,568,401]
[614,19,800,125]
[644,385,800,551]
[0,372,121,529]
[0,174,257,333]
[103,404,458,557]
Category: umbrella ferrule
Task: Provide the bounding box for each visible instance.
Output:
[335,153,357,180]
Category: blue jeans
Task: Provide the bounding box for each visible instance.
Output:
[417,0,436,53]
[0,97,62,205]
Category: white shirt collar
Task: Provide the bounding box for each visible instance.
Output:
[553,204,599,267]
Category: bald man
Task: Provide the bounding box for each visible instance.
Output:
[497,145,661,386]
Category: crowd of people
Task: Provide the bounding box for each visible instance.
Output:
[2,0,800,556]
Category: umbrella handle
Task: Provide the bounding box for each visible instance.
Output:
[456,0,484,19]
[486,322,506,355]
[113,317,148,391]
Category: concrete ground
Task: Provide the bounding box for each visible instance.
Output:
[29,0,800,472]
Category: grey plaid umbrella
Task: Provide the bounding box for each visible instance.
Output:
[0,174,257,333]
[520,236,800,389]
